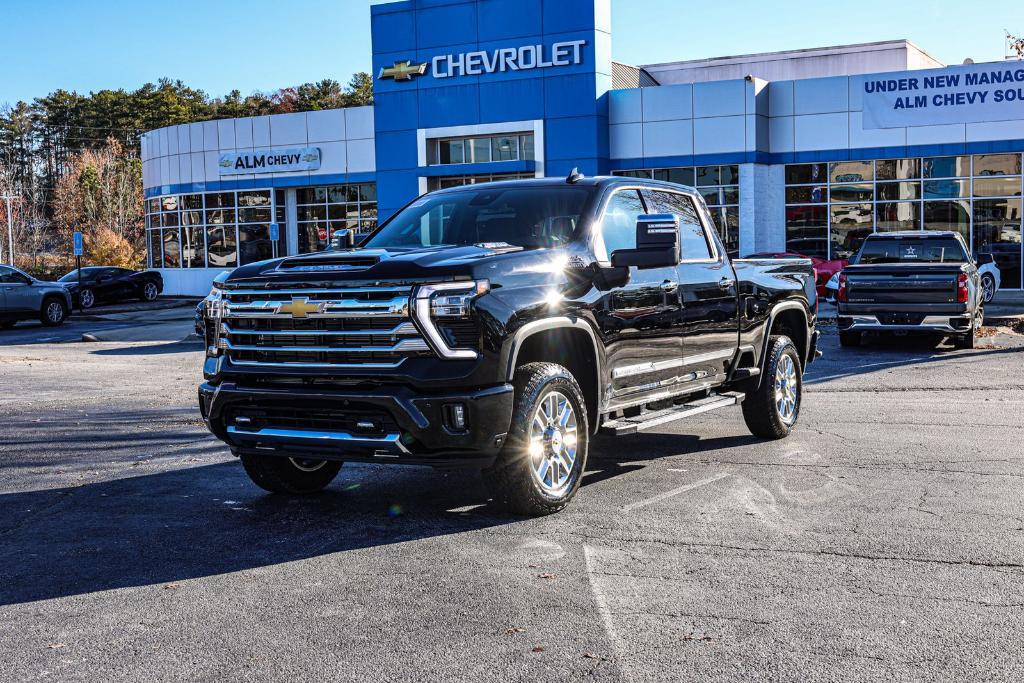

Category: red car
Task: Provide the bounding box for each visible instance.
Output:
[745,252,846,298]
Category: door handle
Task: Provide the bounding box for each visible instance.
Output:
[719,277,735,290]
[660,280,678,293]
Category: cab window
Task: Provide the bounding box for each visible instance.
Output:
[648,191,713,261]
[599,189,646,259]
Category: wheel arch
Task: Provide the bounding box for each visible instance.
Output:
[502,318,603,433]
[759,301,810,377]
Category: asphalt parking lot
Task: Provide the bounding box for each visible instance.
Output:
[1,318,1023,681]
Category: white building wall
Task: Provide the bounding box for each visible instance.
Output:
[140,106,377,192]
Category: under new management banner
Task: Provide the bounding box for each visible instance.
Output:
[862,63,1024,129]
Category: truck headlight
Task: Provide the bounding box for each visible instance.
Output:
[414,280,488,360]
[205,278,227,357]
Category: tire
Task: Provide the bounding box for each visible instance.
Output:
[981,274,996,304]
[482,362,589,517]
[838,330,861,347]
[40,297,68,327]
[742,335,802,440]
[954,306,982,350]
[239,453,342,494]
[142,281,159,302]
[79,288,96,309]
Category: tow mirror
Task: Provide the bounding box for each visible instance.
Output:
[610,214,679,269]
[331,229,358,250]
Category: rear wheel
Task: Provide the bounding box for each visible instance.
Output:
[239,453,342,494]
[482,362,589,516]
[40,298,68,326]
[954,307,982,350]
[839,330,861,347]
[742,335,802,440]
[142,281,159,301]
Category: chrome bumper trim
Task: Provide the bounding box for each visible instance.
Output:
[226,426,411,454]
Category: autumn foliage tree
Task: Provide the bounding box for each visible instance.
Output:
[53,139,144,268]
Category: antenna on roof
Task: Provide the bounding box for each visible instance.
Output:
[566,167,584,184]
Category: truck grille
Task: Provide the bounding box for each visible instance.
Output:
[220,285,431,369]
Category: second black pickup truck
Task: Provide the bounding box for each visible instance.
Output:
[837,231,985,349]
[199,174,819,515]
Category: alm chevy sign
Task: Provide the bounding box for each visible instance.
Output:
[379,39,587,82]
[863,63,1024,129]
[218,147,321,175]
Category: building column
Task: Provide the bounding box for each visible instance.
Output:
[285,189,298,256]
[739,163,786,256]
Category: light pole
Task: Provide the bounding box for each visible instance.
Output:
[0,195,15,266]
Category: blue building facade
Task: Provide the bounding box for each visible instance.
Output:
[142,0,1024,295]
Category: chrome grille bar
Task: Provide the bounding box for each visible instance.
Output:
[220,284,430,370]
[222,322,420,337]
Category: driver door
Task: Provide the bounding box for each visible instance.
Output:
[0,268,38,313]
[591,188,683,410]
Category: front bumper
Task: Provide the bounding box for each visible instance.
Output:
[198,381,514,468]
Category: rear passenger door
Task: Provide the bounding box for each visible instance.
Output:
[592,188,683,409]
[646,190,739,386]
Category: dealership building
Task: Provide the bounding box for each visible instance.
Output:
[141,0,1024,295]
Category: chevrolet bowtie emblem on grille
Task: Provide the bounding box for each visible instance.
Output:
[379,60,428,81]
[277,297,323,319]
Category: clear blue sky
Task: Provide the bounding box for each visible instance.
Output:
[2,0,1023,105]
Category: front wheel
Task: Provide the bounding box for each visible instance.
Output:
[482,362,589,516]
[742,335,802,440]
[954,307,982,350]
[981,273,996,304]
[239,453,342,494]
[79,288,96,309]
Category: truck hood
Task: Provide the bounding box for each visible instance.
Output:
[223,244,563,286]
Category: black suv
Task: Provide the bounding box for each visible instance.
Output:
[199,175,819,515]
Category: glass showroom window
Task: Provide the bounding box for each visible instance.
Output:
[145,189,279,269]
[295,183,378,253]
[427,134,536,165]
[612,165,740,255]
[426,172,535,192]
[784,155,1023,287]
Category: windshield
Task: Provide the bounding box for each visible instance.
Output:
[362,186,592,250]
[856,236,968,265]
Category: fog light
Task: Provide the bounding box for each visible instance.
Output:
[444,403,467,431]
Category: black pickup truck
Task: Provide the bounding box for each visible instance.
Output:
[199,174,819,515]
[837,231,984,349]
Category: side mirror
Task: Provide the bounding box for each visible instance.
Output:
[610,214,679,269]
[976,253,995,266]
[331,229,358,250]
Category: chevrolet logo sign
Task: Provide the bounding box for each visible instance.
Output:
[379,60,428,81]
[276,297,323,319]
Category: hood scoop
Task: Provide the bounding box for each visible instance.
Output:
[274,253,381,273]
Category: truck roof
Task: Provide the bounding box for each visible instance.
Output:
[427,175,699,196]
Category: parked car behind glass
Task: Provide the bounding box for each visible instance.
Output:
[58,267,163,309]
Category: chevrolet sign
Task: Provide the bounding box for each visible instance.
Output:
[218,147,321,175]
[378,40,587,82]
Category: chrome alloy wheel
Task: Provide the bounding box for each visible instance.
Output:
[288,457,328,472]
[80,289,95,308]
[527,390,579,495]
[982,275,996,303]
[144,282,158,300]
[46,301,64,323]
[774,354,799,426]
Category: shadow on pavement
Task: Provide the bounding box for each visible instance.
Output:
[0,460,517,606]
